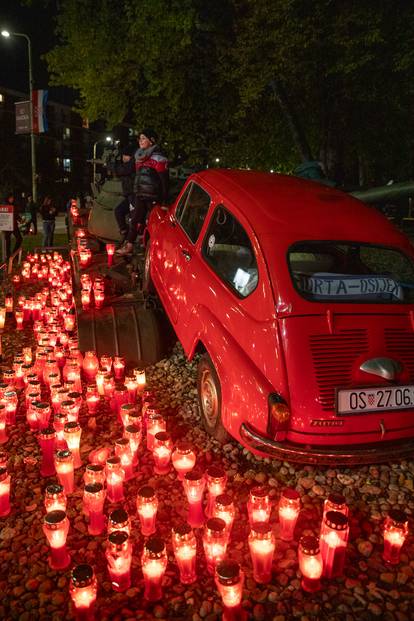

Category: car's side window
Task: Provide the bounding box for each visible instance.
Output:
[177,182,211,244]
[174,183,193,222]
[202,205,258,298]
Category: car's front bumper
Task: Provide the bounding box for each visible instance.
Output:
[240,422,414,466]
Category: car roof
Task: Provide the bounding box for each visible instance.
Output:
[193,168,406,247]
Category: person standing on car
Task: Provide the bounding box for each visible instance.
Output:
[3,192,23,259]
[41,195,58,247]
[117,128,169,256]
[112,144,136,244]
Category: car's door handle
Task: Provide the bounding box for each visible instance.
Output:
[181,249,191,262]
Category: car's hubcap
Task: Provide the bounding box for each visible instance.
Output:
[200,369,218,427]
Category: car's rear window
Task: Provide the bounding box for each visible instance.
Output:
[288,241,414,303]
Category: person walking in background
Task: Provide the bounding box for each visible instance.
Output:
[41,195,57,247]
[3,192,23,259]
[24,195,38,234]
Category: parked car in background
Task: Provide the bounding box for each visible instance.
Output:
[144,169,414,464]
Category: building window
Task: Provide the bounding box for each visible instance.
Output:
[63,158,72,172]
[63,127,71,139]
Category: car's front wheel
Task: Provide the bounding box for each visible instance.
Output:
[142,241,155,294]
[197,354,228,443]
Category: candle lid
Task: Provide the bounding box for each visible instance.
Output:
[64,421,80,432]
[215,493,233,509]
[325,510,349,530]
[125,424,141,435]
[173,523,193,538]
[387,509,408,527]
[184,470,204,483]
[55,449,73,461]
[206,465,226,480]
[216,560,241,585]
[85,483,103,494]
[299,535,320,555]
[0,383,8,391]
[67,391,82,401]
[250,522,273,537]
[86,463,104,473]
[120,403,137,412]
[71,563,94,587]
[206,517,226,534]
[138,485,155,499]
[0,404,5,411]
[281,487,300,501]
[35,401,50,410]
[144,536,165,556]
[109,508,129,526]
[115,438,130,448]
[154,431,170,443]
[146,408,161,420]
[39,427,56,438]
[108,530,129,546]
[174,440,194,454]
[44,509,66,527]
[106,456,121,467]
[0,468,8,482]
[46,483,64,496]
[250,485,270,500]
[61,399,75,409]
[327,492,346,507]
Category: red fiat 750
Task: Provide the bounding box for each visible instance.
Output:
[145,169,414,464]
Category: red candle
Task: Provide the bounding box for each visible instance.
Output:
[5,296,13,314]
[63,313,76,332]
[69,563,97,621]
[383,509,409,565]
[33,402,52,430]
[172,441,196,480]
[103,374,115,399]
[114,437,134,480]
[43,510,71,569]
[81,290,91,311]
[124,375,138,403]
[298,535,323,592]
[105,457,125,503]
[172,523,197,584]
[213,493,235,535]
[61,399,78,423]
[136,485,158,536]
[319,510,349,578]
[53,412,68,449]
[44,483,66,513]
[123,424,142,466]
[108,508,131,536]
[247,486,271,526]
[119,403,139,428]
[215,560,245,621]
[15,310,23,330]
[112,385,128,420]
[106,530,132,592]
[38,428,56,476]
[106,243,115,267]
[54,449,75,494]
[202,518,229,574]
[84,463,105,487]
[146,412,166,452]
[0,307,5,331]
[0,404,8,444]
[0,468,11,517]
[133,367,146,392]
[248,522,275,584]
[278,488,300,542]
[113,356,125,381]
[82,351,99,382]
[83,483,106,535]
[64,422,83,469]
[152,431,173,475]
[205,465,227,518]
[85,385,100,414]
[183,470,206,528]
[3,390,18,425]
[141,537,167,601]
[322,492,349,521]
[94,289,105,309]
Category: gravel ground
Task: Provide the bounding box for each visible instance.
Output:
[1,283,414,621]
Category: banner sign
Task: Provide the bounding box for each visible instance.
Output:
[32,89,48,133]
[0,205,14,232]
[15,101,31,134]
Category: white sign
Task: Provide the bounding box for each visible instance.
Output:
[0,205,13,232]
[298,273,402,300]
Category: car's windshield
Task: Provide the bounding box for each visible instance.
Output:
[288,241,414,303]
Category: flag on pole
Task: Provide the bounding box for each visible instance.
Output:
[32,89,48,134]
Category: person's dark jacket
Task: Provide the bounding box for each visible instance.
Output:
[113,158,135,197]
[40,201,57,221]
[134,146,169,203]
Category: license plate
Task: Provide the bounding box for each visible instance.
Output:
[336,385,414,415]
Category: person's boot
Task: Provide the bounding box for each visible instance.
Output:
[116,242,134,256]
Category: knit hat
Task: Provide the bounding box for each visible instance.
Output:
[140,128,158,144]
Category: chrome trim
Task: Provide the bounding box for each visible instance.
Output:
[360,357,402,381]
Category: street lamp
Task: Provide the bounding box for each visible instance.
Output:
[92,136,112,187]
[1,30,37,203]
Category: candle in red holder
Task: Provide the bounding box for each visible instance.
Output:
[146,412,166,452]
[64,313,76,332]
[83,483,106,535]
[152,431,173,475]
[53,345,66,368]
[113,384,128,419]
[98,355,111,374]
[0,468,11,517]
[79,248,92,268]
[34,402,52,431]
[203,517,229,574]
[15,310,23,330]
[278,488,300,542]
[0,405,8,444]
[183,470,206,528]
[213,494,235,535]
[85,385,100,415]
[205,465,227,518]
[106,530,132,592]
[64,421,83,469]
[141,537,168,601]
[119,403,138,428]
[105,456,125,503]
[43,509,71,569]
[44,359,60,386]
[247,486,271,526]
[172,523,197,584]
[108,508,131,536]
[53,412,67,449]
[172,441,196,480]
[84,463,105,487]
[61,399,78,423]
[38,428,56,476]
[12,358,25,388]
[124,375,138,403]
[113,356,125,381]
[81,290,91,311]
[113,438,133,480]
[54,387,69,413]
[137,485,158,535]
[0,307,5,331]
[103,374,115,399]
[298,535,323,592]
[142,393,156,423]
[383,509,409,565]
[82,351,99,382]
[319,510,349,578]
[54,449,75,494]
[106,243,115,267]
[322,493,349,521]
[3,390,18,426]
[69,563,97,621]
[44,483,67,513]
[2,369,16,388]
[248,522,275,584]
[215,560,245,621]
[133,367,146,392]
[94,289,105,309]
[123,424,141,466]
[5,296,13,314]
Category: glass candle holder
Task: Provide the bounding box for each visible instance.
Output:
[112,385,128,421]
[63,421,83,469]
[0,307,5,331]
[64,313,76,332]
[43,510,70,569]
[172,523,197,584]
[67,391,83,417]
[141,537,168,602]
[54,387,69,413]
[213,493,235,535]
[123,424,142,466]
[81,290,91,311]
[2,370,16,388]
[103,374,115,399]
[247,486,272,526]
[320,510,349,579]
[113,356,125,381]
[203,517,229,574]
[383,509,409,565]
[83,483,106,536]
[82,351,99,382]
[83,387,98,417]
[54,449,75,494]
[0,405,8,444]
[142,394,156,423]
[0,468,11,517]
[206,465,227,518]
[137,485,158,536]
[124,375,138,403]
[100,355,112,373]
[3,390,18,426]
[298,535,323,592]
[105,457,125,503]
[146,412,166,452]
[133,367,146,392]
[215,560,245,620]
[153,431,173,475]
[15,310,24,330]
[61,399,78,424]
[69,563,97,621]
[53,412,68,450]
[183,470,206,528]
[108,508,131,536]
[322,492,349,521]
[106,242,115,266]
[34,402,52,431]
[84,463,105,487]
[44,483,66,513]
[278,488,300,542]
[248,522,275,584]
[5,296,13,313]
[38,427,57,477]
[106,530,132,592]
[114,437,134,480]
[172,441,196,480]
[119,403,138,428]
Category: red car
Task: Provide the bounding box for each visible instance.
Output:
[145,169,414,464]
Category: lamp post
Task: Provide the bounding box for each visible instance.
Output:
[92,136,112,187]
[1,30,37,203]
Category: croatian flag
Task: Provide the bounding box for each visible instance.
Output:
[32,89,48,133]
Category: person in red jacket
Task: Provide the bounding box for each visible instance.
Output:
[117,128,169,256]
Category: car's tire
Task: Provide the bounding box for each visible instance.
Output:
[142,240,155,295]
[197,353,228,443]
